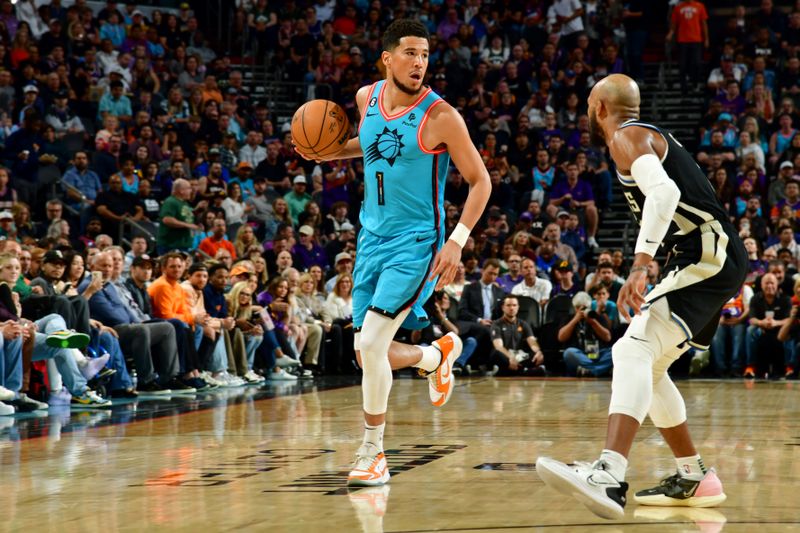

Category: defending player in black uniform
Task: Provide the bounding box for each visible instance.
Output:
[535,74,747,519]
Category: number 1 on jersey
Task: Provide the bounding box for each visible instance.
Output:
[376,171,385,205]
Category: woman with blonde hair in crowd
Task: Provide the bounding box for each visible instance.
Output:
[509,230,536,261]
[225,281,266,383]
[326,273,355,371]
[257,277,307,378]
[234,224,261,259]
[250,254,269,293]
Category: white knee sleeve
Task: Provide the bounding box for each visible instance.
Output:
[609,336,655,424]
[359,309,410,415]
[609,298,690,425]
[648,343,688,428]
[648,373,687,428]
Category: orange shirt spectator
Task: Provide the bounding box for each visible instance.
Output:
[198,218,237,260]
[670,1,708,44]
[148,256,195,325]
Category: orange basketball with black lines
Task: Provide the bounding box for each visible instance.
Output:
[291,99,351,159]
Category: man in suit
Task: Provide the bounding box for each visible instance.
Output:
[457,258,507,371]
[458,258,506,323]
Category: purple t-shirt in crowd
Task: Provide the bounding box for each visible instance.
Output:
[549,179,595,203]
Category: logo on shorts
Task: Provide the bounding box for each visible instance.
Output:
[365,126,405,166]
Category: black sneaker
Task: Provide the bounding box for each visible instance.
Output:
[634,469,727,507]
[165,378,197,394]
[9,393,48,412]
[110,388,139,399]
[138,380,172,395]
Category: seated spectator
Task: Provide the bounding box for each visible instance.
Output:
[199,218,237,260]
[746,273,794,378]
[284,175,311,224]
[512,258,553,305]
[95,171,144,238]
[458,259,505,325]
[98,80,132,124]
[558,291,613,377]
[538,223,579,272]
[551,260,580,299]
[293,224,327,272]
[770,180,800,223]
[325,252,353,294]
[711,283,752,378]
[497,254,523,293]
[766,225,800,262]
[490,295,546,376]
[586,261,624,301]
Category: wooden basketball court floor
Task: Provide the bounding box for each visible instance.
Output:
[1,376,799,532]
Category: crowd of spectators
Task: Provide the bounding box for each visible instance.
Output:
[0,0,798,414]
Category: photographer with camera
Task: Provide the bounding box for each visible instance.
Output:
[490,295,546,376]
[558,290,614,377]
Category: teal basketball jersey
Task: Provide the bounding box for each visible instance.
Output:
[358,80,451,238]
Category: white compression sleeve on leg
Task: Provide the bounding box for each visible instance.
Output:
[359,309,411,415]
[630,154,681,257]
[609,299,688,424]
[648,343,689,428]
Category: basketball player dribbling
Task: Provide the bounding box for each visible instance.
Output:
[296,19,490,487]
[535,74,747,519]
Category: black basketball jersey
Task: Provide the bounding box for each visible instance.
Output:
[616,120,733,249]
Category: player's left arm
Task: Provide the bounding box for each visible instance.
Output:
[427,104,491,290]
[610,127,681,319]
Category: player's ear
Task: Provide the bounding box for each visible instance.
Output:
[381,50,391,69]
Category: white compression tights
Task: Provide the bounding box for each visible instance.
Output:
[609,298,689,429]
[355,309,411,416]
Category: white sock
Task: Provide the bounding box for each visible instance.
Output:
[363,422,385,450]
[599,449,629,481]
[676,454,706,480]
[47,360,63,391]
[413,345,442,373]
[72,348,88,366]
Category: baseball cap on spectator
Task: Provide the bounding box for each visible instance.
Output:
[132,254,154,268]
[565,69,576,78]
[721,55,733,62]
[281,122,292,133]
[335,252,352,264]
[488,206,502,218]
[434,73,446,81]
[43,250,66,264]
[519,212,533,222]
[554,259,572,272]
[340,222,355,231]
[227,87,238,95]
[293,175,307,185]
[132,9,145,17]
[298,225,314,236]
[349,46,362,55]
[489,110,499,118]
[556,209,570,218]
[24,84,38,94]
[208,147,221,155]
[781,161,794,170]
[256,15,268,23]
[55,89,69,99]
[0,211,12,220]
[180,2,190,9]
[237,161,253,171]
[717,113,733,122]
[230,265,251,278]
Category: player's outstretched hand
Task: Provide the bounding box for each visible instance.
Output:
[617,268,648,321]
[429,240,461,291]
[292,143,322,163]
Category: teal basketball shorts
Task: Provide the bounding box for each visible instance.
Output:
[352,227,442,331]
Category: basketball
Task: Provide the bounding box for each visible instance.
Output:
[291,99,351,159]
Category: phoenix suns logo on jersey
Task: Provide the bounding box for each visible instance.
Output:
[365,126,405,166]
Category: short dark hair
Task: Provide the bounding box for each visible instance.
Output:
[382,19,429,52]
[597,261,614,271]
[207,262,228,277]
[188,263,207,275]
[502,294,519,305]
[110,80,124,90]
[483,258,501,270]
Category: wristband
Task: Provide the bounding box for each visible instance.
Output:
[629,265,647,274]
[449,223,471,248]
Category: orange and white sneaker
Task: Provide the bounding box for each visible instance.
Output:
[427,332,462,407]
[347,443,390,486]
